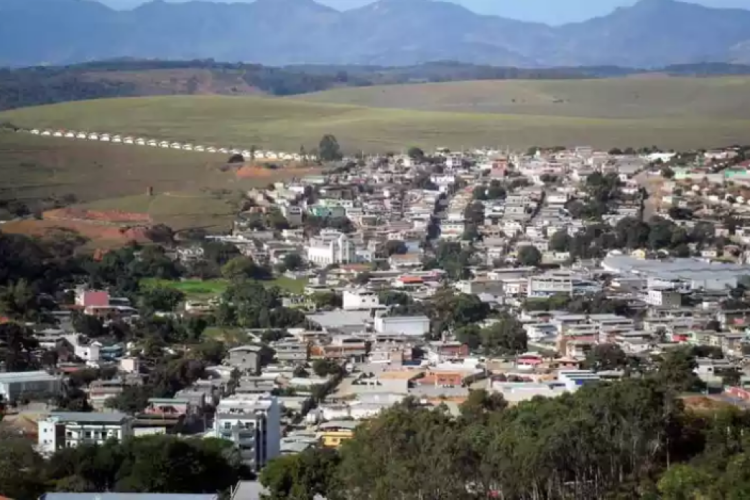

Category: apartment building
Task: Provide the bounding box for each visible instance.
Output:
[212,395,281,472]
[38,412,133,455]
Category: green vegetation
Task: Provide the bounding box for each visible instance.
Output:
[4,92,750,152]
[141,276,307,299]
[0,434,245,499]
[259,361,750,500]
[79,192,238,232]
[295,77,750,120]
[0,133,316,233]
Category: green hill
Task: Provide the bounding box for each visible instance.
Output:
[2,88,750,153]
[292,77,750,120]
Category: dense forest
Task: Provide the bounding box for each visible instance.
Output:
[2,59,750,112]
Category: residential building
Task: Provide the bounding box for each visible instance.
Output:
[228,345,262,375]
[212,395,281,471]
[374,315,430,337]
[273,339,309,364]
[342,289,380,310]
[317,420,358,448]
[37,412,134,455]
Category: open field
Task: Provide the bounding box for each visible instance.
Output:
[0,218,153,249]
[2,89,750,152]
[0,132,224,203]
[0,132,321,241]
[294,77,750,120]
[78,192,239,232]
[141,276,308,298]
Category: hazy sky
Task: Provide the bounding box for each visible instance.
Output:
[99,0,750,24]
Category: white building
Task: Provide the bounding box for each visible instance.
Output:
[343,289,380,310]
[63,335,101,362]
[527,271,600,298]
[374,315,430,337]
[306,233,356,266]
[212,394,281,472]
[37,412,133,455]
[646,289,682,308]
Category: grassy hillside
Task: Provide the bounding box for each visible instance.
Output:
[293,77,750,120]
[3,93,750,152]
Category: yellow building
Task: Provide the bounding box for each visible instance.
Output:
[317,421,358,448]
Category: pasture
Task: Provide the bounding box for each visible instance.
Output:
[2,86,750,152]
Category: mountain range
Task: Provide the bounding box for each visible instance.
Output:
[2,0,750,68]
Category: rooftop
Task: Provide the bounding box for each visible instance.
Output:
[47,412,130,424]
[0,371,59,383]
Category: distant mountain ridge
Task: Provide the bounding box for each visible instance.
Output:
[1,0,750,67]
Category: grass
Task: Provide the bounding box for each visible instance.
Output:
[78,191,239,232]
[141,276,309,298]
[142,278,228,298]
[0,132,319,234]
[294,77,750,120]
[2,88,750,152]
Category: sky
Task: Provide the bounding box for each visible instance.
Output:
[98,0,750,24]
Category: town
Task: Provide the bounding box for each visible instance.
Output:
[4,141,750,499]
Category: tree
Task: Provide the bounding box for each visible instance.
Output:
[463,202,485,225]
[352,272,371,285]
[378,291,411,307]
[661,166,675,179]
[0,322,39,373]
[549,230,572,252]
[459,389,507,423]
[472,186,487,201]
[583,343,628,371]
[479,315,527,355]
[138,286,185,312]
[455,325,481,351]
[260,448,340,500]
[486,180,506,200]
[0,279,41,321]
[106,385,152,414]
[202,241,241,267]
[407,147,424,161]
[228,153,245,163]
[312,359,343,377]
[0,435,45,500]
[319,134,342,162]
[384,240,408,256]
[311,292,342,310]
[72,312,106,338]
[280,253,304,272]
[221,256,270,281]
[462,224,480,242]
[655,346,703,393]
[517,246,542,267]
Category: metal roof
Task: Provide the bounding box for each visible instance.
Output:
[0,371,59,383]
[47,412,130,424]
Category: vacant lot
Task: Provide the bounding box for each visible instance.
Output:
[3,91,750,152]
[294,77,750,120]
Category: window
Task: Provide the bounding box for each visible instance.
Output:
[224,422,232,430]
[84,431,91,439]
